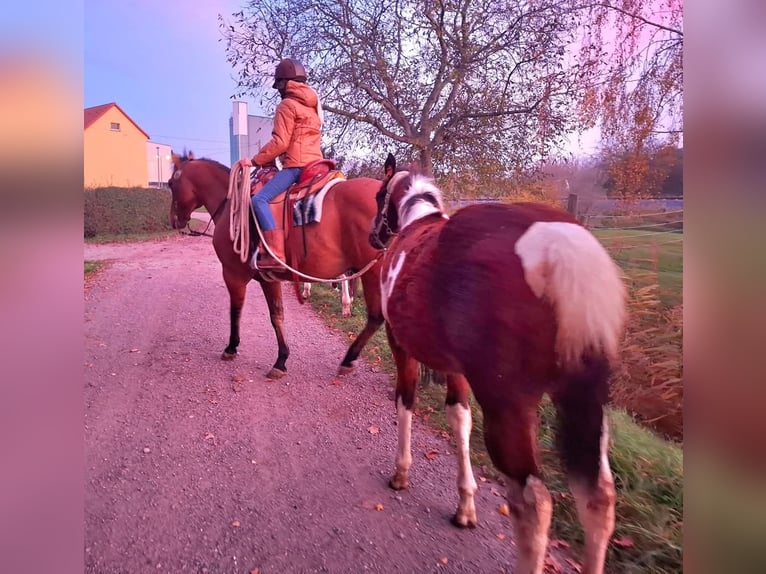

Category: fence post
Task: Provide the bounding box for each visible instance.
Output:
[567,193,578,216]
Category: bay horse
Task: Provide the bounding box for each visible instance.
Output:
[168,151,385,378]
[369,154,627,574]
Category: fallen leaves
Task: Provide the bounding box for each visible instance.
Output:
[331,379,342,386]
[497,504,510,516]
[231,520,240,528]
[204,433,215,441]
[495,533,506,540]
[367,425,380,434]
[424,450,439,460]
[612,535,635,549]
[439,557,449,565]
[374,503,384,512]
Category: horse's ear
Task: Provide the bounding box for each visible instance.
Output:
[171,151,182,170]
[384,153,396,179]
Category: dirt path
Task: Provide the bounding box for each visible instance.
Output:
[84,234,576,574]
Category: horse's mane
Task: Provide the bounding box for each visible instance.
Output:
[197,157,231,174]
[177,150,230,174]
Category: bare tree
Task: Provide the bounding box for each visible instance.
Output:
[221,0,595,176]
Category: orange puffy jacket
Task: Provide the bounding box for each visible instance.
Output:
[253,80,324,168]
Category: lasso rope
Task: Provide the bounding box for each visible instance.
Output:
[228,160,382,283]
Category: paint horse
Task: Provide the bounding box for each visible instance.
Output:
[300,274,359,317]
[369,154,627,574]
[168,151,385,378]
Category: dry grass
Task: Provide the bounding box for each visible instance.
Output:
[613,283,683,441]
[594,230,683,442]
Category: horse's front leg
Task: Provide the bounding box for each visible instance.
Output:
[384,322,419,491]
[221,269,247,360]
[338,266,384,375]
[259,279,289,379]
[445,373,478,528]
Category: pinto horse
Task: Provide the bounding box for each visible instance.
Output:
[168,151,385,378]
[369,154,627,574]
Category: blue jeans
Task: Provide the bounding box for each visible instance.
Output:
[251,167,302,231]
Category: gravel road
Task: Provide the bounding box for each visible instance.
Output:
[83,232,577,574]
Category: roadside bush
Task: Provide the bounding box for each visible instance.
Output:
[84,187,173,238]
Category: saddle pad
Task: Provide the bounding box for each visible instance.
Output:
[292,177,344,226]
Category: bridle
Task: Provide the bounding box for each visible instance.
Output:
[169,164,228,238]
[370,177,399,250]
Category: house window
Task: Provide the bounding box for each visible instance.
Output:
[110,122,121,131]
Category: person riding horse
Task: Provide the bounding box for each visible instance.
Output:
[239,58,324,270]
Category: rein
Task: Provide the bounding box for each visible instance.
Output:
[229,161,383,282]
[185,197,227,238]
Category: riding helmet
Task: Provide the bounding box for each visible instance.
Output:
[273,58,307,88]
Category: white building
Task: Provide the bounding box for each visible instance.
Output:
[229,101,272,165]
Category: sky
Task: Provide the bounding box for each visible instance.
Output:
[84,0,251,165]
[79,1,606,167]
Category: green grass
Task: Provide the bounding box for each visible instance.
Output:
[306,262,683,573]
[84,260,104,275]
[593,230,682,307]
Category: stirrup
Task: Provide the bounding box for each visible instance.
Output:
[249,246,260,270]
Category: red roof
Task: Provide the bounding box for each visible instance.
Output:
[84,102,150,139]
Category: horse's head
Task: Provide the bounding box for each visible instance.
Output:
[370,153,442,249]
[167,150,202,229]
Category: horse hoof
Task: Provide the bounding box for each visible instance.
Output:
[450,513,478,529]
[389,476,409,491]
[337,364,355,376]
[266,367,287,380]
[221,351,237,361]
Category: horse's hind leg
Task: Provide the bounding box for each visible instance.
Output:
[385,322,419,490]
[483,401,552,574]
[553,359,615,574]
[341,280,352,317]
[338,266,384,375]
[445,373,478,528]
[259,280,290,379]
[221,269,247,360]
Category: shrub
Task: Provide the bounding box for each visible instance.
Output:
[84,187,173,238]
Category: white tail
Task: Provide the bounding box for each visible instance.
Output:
[515,221,627,367]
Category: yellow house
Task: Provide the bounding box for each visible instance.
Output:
[84,102,149,188]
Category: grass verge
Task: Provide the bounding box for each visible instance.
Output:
[305,283,682,574]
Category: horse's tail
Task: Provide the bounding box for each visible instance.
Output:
[293,282,307,305]
[515,221,627,369]
[516,220,626,486]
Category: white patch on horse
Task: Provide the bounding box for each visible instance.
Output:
[395,396,413,478]
[381,251,406,321]
[446,402,478,526]
[398,175,448,230]
[515,221,626,364]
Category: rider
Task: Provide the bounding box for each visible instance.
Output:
[240,58,324,270]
